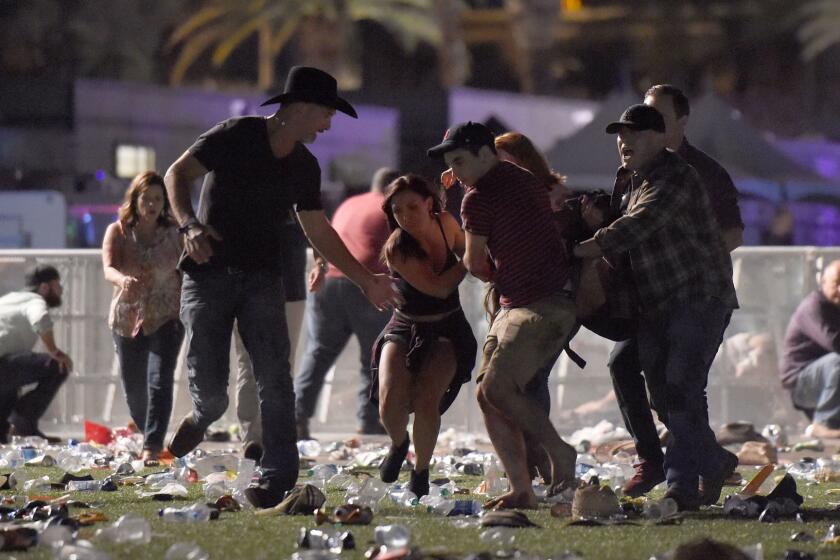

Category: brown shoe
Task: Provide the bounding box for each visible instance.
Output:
[166,415,204,458]
[622,460,665,498]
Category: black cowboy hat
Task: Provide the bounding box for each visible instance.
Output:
[261,66,357,119]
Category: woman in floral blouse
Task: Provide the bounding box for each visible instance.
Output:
[102,171,183,461]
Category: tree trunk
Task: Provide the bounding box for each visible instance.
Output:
[505,0,559,93]
[435,0,469,88]
[258,23,274,90]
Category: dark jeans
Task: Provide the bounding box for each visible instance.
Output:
[294,277,389,427]
[637,299,732,495]
[0,352,67,435]
[113,320,184,451]
[608,338,665,465]
[181,268,297,490]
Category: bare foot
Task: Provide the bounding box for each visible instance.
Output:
[483,491,539,510]
[547,442,577,492]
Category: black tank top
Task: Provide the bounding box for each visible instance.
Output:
[393,216,461,316]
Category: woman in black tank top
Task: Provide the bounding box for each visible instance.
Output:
[370,175,477,498]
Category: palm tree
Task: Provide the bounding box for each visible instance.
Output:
[167,0,455,90]
[797,0,840,61]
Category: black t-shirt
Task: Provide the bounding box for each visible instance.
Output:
[182,116,322,273]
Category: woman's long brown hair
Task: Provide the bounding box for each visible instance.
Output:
[117,171,175,229]
[380,174,445,265]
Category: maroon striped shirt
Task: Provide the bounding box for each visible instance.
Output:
[461,161,569,308]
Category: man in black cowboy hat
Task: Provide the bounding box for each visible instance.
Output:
[164,66,398,508]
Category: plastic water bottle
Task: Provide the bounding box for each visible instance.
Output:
[95,514,151,544]
[327,473,355,490]
[165,542,210,560]
[419,495,455,516]
[68,480,102,492]
[23,475,51,492]
[374,525,410,548]
[483,455,506,497]
[479,527,516,548]
[145,471,177,488]
[159,503,213,522]
[643,497,678,520]
[448,500,482,516]
[234,458,256,491]
[308,464,339,481]
[387,488,419,507]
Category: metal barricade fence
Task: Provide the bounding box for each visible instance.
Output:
[0,247,838,437]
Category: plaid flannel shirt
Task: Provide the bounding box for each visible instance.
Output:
[594,150,738,314]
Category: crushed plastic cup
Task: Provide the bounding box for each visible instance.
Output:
[233,458,257,491]
[203,481,228,500]
[39,525,74,549]
[346,477,390,510]
[448,500,482,516]
[68,480,102,492]
[480,527,517,548]
[189,453,239,479]
[95,514,151,544]
[142,482,189,498]
[374,524,410,549]
[482,455,507,497]
[55,540,112,560]
[298,439,322,458]
[23,475,51,493]
[159,503,213,522]
[2,448,25,469]
[165,542,210,560]
[308,464,339,481]
[643,497,678,520]
[327,473,355,490]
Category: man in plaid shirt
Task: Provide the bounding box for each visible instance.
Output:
[575,104,738,511]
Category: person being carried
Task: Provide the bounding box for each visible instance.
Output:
[0,265,72,443]
[371,174,477,498]
[431,121,578,509]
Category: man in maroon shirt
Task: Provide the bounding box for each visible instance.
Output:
[781,260,840,438]
[294,168,399,438]
[428,122,577,508]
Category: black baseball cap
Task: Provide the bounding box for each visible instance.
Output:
[605,104,666,134]
[25,264,60,288]
[427,121,496,159]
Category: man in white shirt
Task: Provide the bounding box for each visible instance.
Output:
[0,265,72,443]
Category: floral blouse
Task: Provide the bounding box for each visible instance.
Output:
[107,223,182,337]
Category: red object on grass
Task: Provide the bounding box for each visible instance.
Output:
[84,420,114,444]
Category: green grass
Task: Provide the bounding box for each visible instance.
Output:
[6,466,840,559]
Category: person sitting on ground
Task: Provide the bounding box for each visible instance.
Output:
[0,265,72,443]
[372,174,477,498]
[780,260,840,438]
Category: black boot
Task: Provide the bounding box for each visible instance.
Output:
[408,468,430,498]
[379,435,410,483]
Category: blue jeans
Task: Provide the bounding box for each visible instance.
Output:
[113,319,184,451]
[608,338,665,465]
[181,268,296,489]
[792,353,840,428]
[637,299,732,496]
[0,352,67,436]
[294,277,389,427]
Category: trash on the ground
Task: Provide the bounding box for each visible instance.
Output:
[374,524,411,549]
[165,542,210,560]
[790,531,814,542]
[737,441,778,465]
[159,503,217,522]
[255,483,326,516]
[793,439,824,452]
[480,510,539,528]
[94,513,151,544]
[0,527,38,551]
[479,527,517,548]
[298,527,356,553]
[315,504,374,525]
[571,478,622,520]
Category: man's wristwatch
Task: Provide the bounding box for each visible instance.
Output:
[177,217,200,235]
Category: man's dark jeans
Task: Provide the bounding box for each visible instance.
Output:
[113,319,184,451]
[294,277,388,428]
[608,338,665,465]
[0,352,67,436]
[181,268,297,490]
[637,299,732,496]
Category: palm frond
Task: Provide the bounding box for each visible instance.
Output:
[170,24,229,84]
[211,16,264,66]
[797,0,840,60]
[167,5,226,48]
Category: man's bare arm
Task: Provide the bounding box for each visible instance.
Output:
[464,232,493,282]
